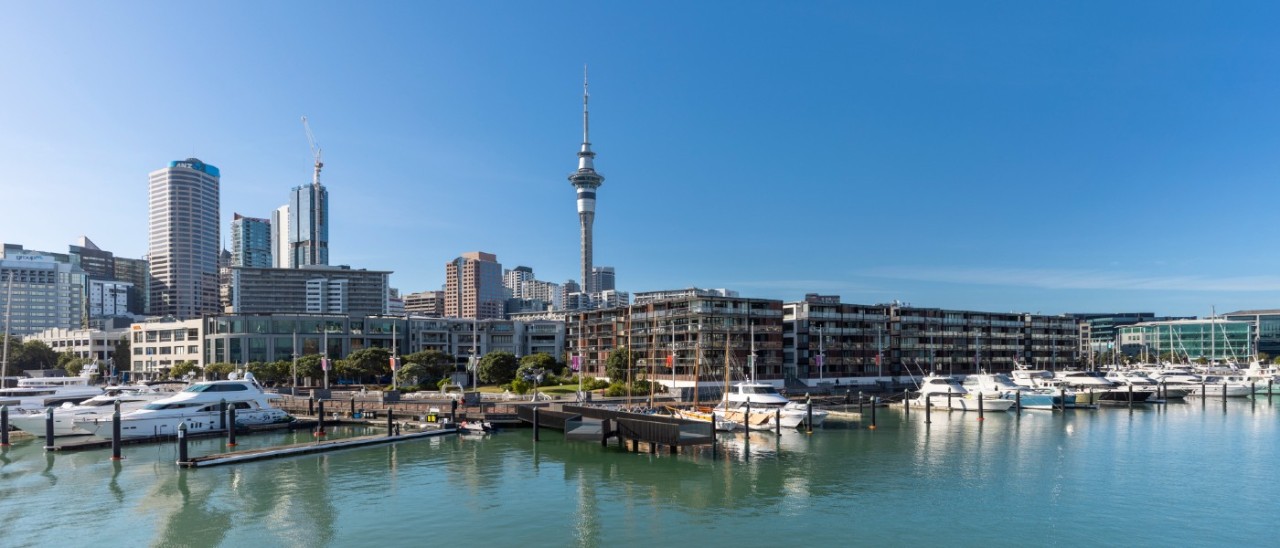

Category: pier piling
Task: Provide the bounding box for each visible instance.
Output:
[316,399,327,437]
[947,389,953,410]
[308,397,314,416]
[532,407,540,442]
[450,399,458,424]
[1,405,9,447]
[386,410,393,437]
[44,407,54,450]
[111,401,122,461]
[1128,385,1134,409]
[177,422,188,464]
[925,394,932,424]
[227,405,237,447]
[1015,391,1022,416]
[806,396,813,434]
[1201,381,1207,407]
[904,390,911,416]
[1269,379,1274,398]
[775,408,781,435]
[351,397,356,417]
[870,397,877,429]
[219,399,227,431]
[977,393,984,421]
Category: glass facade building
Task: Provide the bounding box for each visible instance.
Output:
[1118,319,1255,363]
[289,183,328,267]
[230,213,273,268]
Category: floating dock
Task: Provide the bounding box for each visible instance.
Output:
[49,421,316,452]
[179,427,456,468]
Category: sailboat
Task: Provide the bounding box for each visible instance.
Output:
[713,324,828,429]
[669,332,739,431]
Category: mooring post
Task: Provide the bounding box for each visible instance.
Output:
[177,422,188,464]
[387,409,394,437]
[744,400,751,433]
[903,389,910,416]
[532,407,540,442]
[450,398,458,425]
[316,399,327,437]
[869,396,877,430]
[44,406,54,450]
[219,399,227,431]
[1,405,9,447]
[1087,388,1093,410]
[806,395,813,433]
[227,405,237,447]
[774,407,781,435]
[924,393,932,424]
[1223,382,1229,409]
[111,400,122,461]
[1015,390,1022,416]
[601,418,611,447]
[307,396,314,416]
[947,389,953,410]
[1128,384,1134,409]
[1269,379,1273,398]
[977,394,984,421]
[1201,381,1207,407]
[858,391,864,413]
[350,397,356,417]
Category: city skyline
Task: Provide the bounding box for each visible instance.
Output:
[3,3,1280,317]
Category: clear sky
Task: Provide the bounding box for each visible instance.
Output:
[2,2,1278,317]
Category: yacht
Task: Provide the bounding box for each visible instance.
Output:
[0,374,103,413]
[1185,376,1253,398]
[907,374,1015,411]
[74,373,290,438]
[8,383,174,437]
[1056,371,1153,404]
[1104,370,1190,399]
[962,372,1069,410]
[713,381,829,429]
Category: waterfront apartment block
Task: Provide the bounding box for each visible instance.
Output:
[444,252,504,320]
[783,295,891,383]
[568,292,786,393]
[148,158,221,319]
[889,304,1078,375]
[1117,318,1254,363]
[0,246,87,336]
[228,265,390,317]
[128,318,205,378]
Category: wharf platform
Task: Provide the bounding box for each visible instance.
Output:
[49,420,317,452]
[518,404,714,454]
[179,427,456,468]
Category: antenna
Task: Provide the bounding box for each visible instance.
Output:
[301,116,323,185]
[582,64,590,144]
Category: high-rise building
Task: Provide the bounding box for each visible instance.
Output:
[148,158,220,319]
[230,213,273,268]
[590,266,615,292]
[113,256,150,316]
[569,71,605,294]
[444,252,504,320]
[228,265,390,317]
[503,266,535,298]
[289,183,328,267]
[272,205,292,268]
[69,236,146,321]
[0,245,87,336]
[405,290,445,316]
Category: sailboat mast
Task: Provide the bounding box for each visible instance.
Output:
[693,328,701,407]
[648,308,656,408]
[626,308,633,405]
[1,271,12,383]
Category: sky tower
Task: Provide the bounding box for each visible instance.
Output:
[569,67,604,294]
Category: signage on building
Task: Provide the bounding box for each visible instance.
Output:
[7,252,53,263]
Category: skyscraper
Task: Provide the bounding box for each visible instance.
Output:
[289,183,328,267]
[591,266,615,292]
[230,213,273,267]
[569,69,605,294]
[444,252,504,320]
[272,205,291,268]
[147,158,220,319]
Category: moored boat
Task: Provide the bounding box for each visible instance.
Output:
[907,374,1015,411]
[74,373,290,438]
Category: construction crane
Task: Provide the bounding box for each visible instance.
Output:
[301,115,323,185]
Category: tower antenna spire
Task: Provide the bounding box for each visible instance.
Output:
[583,64,590,145]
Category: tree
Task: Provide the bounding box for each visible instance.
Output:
[205,362,237,380]
[395,361,430,388]
[345,348,392,382]
[113,336,130,374]
[169,361,201,380]
[17,340,57,370]
[403,350,455,380]
[605,347,631,381]
[518,353,559,381]
[295,354,323,381]
[478,351,518,385]
[63,356,91,377]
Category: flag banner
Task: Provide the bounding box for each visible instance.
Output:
[815,355,823,367]
[321,358,330,371]
[390,357,398,371]
[571,355,581,372]
[666,354,674,366]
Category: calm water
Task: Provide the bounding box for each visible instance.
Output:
[2,398,1276,547]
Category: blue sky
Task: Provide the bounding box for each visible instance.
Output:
[2,2,1279,317]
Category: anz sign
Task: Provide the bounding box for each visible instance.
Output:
[169,159,220,177]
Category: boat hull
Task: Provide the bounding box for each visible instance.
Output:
[908,395,1015,412]
[76,409,291,438]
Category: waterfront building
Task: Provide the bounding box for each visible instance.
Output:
[784,295,890,385]
[27,326,129,363]
[272,205,292,268]
[69,238,149,317]
[444,252,504,320]
[128,317,205,379]
[289,182,329,267]
[148,158,221,319]
[569,72,605,295]
[525,279,562,309]
[568,292,786,394]
[0,246,87,336]
[1223,309,1280,358]
[87,279,133,320]
[404,290,444,316]
[227,265,390,317]
[890,305,1078,375]
[230,213,273,268]
[1118,319,1254,363]
[387,288,405,316]
[633,287,738,305]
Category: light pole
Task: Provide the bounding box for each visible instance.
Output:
[816,326,824,380]
[291,328,298,389]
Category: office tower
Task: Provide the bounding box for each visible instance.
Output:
[272,205,291,268]
[503,266,535,298]
[591,266,615,292]
[0,245,87,336]
[230,213,273,267]
[113,256,150,316]
[289,183,328,267]
[405,290,445,316]
[569,70,605,294]
[444,252,504,320]
[147,158,220,319]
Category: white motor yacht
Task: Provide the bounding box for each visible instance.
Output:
[0,374,103,413]
[74,373,290,438]
[713,381,829,429]
[1057,371,1153,404]
[8,383,173,437]
[908,374,1015,411]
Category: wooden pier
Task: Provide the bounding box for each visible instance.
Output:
[49,420,316,452]
[517,404,715,454]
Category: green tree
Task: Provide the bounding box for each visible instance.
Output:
[345,348,392,382]
[478,351,519,385]
[113,335,130,374]
[605,347,631,381]
[17,340,57,370]
[518,353,559,381]
[63,356,91,377]
[403,350,455,380]
[295,354,323,381]
[169,361,201,380]
[205,362,237,380]
[395,361,430,387]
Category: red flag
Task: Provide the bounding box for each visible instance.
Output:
[666,354,674,366]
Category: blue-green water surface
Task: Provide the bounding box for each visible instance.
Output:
[1,399,1275,547]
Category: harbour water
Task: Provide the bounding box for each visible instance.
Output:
[1,398,1275,547]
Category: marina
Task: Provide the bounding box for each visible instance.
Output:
[1,392,1276,546]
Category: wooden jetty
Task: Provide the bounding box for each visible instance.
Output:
[517,404,715,454]
[179,427,456,468]
[50,420,315,452]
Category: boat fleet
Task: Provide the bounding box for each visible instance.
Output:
[3,372,292,439]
